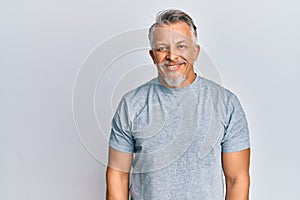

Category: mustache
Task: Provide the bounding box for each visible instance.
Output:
[158,60,187,67]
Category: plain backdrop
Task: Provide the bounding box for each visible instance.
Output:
[1,0,300,199]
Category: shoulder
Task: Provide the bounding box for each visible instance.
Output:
[116,77,162,114]
[199,76,239,105]
[198,76,246,123]
[122,77,159,102]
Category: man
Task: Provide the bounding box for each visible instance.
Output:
[106,9,250,200]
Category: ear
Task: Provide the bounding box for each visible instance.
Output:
[193,44,200,61]
[149,50,156,64]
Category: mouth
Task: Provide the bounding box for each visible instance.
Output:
[165,61,187,71]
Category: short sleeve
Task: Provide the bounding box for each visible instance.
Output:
[221,93,250,152]
[109,97,135,153]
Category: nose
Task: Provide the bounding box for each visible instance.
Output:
[166,49,179,61]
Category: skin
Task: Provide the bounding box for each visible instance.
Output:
[223,148,251,200]
[106,148,132,200]
[149,22,200,89]
[106,21,250,200]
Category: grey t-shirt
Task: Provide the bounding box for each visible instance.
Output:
[109,75,250,199]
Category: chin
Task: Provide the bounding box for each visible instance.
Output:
[163,75,186,87]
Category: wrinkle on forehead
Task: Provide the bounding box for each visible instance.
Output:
[151,22,194,46]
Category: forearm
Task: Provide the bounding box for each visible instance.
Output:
[106,167,130,200]
[225,176,250,200]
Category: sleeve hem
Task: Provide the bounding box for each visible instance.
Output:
[222,145,250,153]
[109,143,134,154]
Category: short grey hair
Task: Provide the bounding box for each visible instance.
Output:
[148,9,198,46]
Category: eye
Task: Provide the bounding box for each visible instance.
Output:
[177,44,187,49]
[156,46,168,52]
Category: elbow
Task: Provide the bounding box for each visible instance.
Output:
[225,174,250,199]
[226,173,250,188]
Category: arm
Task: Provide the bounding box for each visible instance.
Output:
[222,148,250,200]
[106,147,133,200]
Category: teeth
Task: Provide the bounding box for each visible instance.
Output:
[168,65,177,70]
[162,62,186,70]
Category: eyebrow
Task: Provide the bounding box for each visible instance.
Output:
[175,40,188,44]
[155,42,168,46]
[154,40,187,45]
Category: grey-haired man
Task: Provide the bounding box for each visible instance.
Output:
[106,9,250,200]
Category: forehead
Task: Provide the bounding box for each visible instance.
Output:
[152,22,193,44]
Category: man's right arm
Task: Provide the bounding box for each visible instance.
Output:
[106,147,133,200]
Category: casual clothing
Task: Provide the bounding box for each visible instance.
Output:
[109,75,250,199]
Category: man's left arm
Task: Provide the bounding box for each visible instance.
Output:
[222,148,250,200]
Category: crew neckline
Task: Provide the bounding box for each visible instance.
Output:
[153,73,201,92]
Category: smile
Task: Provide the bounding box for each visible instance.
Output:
[167,64,180,70]
[165,61,186,71]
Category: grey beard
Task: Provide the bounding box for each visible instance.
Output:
[163,74,186,87]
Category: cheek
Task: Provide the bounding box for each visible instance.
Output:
[154,53,167,63]
[181,50,194,62]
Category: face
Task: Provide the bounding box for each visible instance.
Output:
[149,22,200,88]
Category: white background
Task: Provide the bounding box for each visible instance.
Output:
[1,0,300,199]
